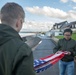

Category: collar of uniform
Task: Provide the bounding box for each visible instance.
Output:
[63,38,71,41]
[0,24,23,40]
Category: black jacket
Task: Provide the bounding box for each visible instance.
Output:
[0,24,36,75]
[53,38,76,62]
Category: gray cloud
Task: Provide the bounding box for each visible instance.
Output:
[25,6,76,20]
[72,0,76,2]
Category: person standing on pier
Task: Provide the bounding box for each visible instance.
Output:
[53,28,76,75]
[0,2,36,75]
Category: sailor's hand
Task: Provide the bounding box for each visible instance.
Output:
[64,51,71,55]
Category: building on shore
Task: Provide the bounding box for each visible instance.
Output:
[46,21,76,36]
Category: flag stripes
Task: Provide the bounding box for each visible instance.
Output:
[34,52,66,73]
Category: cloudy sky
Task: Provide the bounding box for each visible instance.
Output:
[0,0,76,31]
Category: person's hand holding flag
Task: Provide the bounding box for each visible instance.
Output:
[56,51,71,55]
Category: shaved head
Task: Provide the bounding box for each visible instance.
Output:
[1,2,25,26]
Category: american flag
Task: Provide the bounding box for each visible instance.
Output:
[34,52,67,73]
